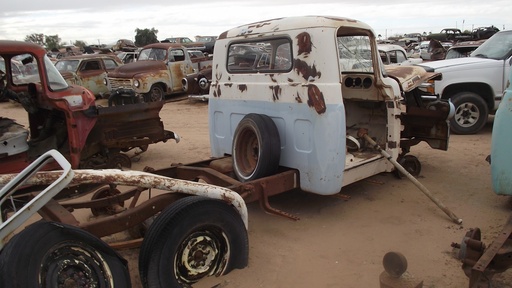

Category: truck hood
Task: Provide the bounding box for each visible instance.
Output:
[384,65,441,92]
[416,57,500,72]
[108,60,167,78]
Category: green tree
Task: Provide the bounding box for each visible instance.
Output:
[45,35,61,50]
[24,33,45,46]
[74,40,87,50]
[134,28,159,47]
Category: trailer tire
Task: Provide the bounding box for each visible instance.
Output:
[394,155,422,179]
[232,113,281,182]
[450,92,488,134]
[139,196,248,288]
[0,221,130,288]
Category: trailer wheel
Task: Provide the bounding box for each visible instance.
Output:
[395,155,422,178]
[450,92,489,134]
[144,84,164,102]
[139,196,248,287]
[232,113,281,182]
[108,152,132,169]
[0,221,130,287]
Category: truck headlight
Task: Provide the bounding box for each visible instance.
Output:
[419,79,435,94]
[134,79,140,88]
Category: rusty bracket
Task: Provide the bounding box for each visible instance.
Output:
[252,183,299,221]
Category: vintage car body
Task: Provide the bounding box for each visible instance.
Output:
[112,39,138,52]
[0,40,178,172]
[116,51,139,64]
[107,43,211,103]
[427,28,473,42]
[55,54,123,99]
[378,44,423,66]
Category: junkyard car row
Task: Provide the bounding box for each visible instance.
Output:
[0,15,511,288]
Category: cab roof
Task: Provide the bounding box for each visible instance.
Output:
[218,15,374,39]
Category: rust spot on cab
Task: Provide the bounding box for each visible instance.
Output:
[238,84,247,92]
[296,32,312,55]
[307,85,326,114]
[295,93,303,103]
[269,85,281,101]
[294,59,321,81]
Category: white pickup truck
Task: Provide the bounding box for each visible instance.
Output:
[418,30,512,134]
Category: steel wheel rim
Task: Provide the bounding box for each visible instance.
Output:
[41,243,114,287]
[175,229,229,284]
[454,102,480,127]
[234,128,260,178]
[150,86,163,102]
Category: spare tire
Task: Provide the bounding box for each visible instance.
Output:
[232,113,281,182]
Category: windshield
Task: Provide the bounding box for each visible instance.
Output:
[55,59,79,72]
[338,35,373,72]
[45,56,69,90]
[138,48,167,61]
[470,31,512,60]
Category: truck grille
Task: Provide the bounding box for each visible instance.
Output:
[109,78,132,90]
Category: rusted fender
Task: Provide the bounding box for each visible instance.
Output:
[0,169,249,229]
[385,65,442,92]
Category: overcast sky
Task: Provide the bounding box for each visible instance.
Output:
[1,0,511,46]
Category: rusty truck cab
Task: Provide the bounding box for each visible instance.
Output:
[208,16,452,195]
[0,40,98,173]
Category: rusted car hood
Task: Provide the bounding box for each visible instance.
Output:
[385,65,441,92]
[109,60,167,78]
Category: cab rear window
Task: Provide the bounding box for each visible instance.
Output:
[227,38,292,73]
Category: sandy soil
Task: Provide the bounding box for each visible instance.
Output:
[3,96,512,288]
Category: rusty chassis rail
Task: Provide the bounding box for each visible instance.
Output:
[0,156,301,248]
[453,215,512,287]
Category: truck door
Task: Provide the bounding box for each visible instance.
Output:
[168,49,194,93]
[77,60,108,96]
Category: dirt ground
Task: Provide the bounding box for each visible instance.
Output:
[3,96,512,288]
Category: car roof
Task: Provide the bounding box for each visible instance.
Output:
[57,54,122,63]
[377,44,406,53]
[219,15,373,39]
[142,42,186,49]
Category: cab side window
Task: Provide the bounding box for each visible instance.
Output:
[81,61,101,71]
[227,38,292,73]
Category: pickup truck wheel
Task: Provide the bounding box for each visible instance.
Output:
[0,221,130,287]
[144,85,164,102]
[232,113,281,182]
[450,92,489,134]
[138,196,248,287]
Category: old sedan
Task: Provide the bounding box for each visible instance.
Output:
[378,44,423,66]
[55,54,123,98]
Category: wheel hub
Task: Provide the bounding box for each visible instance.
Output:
[183,235,218,273]
[455,102,479,127]
[42,244,113,287]
[176,230,229,284]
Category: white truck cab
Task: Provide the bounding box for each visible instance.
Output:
[208,16,453,195]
